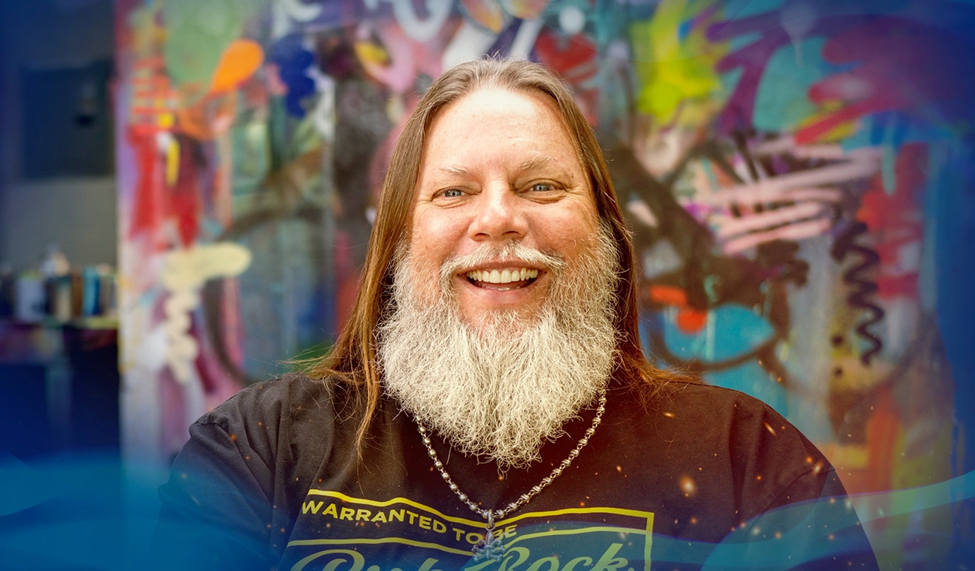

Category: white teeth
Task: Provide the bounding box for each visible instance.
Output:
[466,268,539,284]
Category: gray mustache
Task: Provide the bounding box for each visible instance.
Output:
[438,242,567,294]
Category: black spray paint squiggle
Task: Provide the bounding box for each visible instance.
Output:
[831,221,885,365]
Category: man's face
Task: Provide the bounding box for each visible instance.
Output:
[409,87,600,326]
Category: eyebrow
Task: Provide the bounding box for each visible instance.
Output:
[439,166,470,176]
[520,155,555,170]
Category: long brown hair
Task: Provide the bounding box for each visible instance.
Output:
[307,57,684,447]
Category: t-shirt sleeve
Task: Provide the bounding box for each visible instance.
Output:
[724,468,878,569]
[146,422,273,570]
[724,395,878,569]
[143,384,287,571]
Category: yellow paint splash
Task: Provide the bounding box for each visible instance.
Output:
[630,0,728,126]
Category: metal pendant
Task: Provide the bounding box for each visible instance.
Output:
[471,512,505,562]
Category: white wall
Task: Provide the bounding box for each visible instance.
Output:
[0,177,117,269]
[0,0,116,271]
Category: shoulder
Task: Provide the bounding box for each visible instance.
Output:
[633,378,802,432]
[194,373,343,434]
[651,377,771,405]
[648,380,822,456]
[163,374,354,511]
[201,373,333,419]
[182,374,353,471]
[622,379,833,513]
[151,374,343,569]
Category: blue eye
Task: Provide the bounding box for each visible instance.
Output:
[442,189,464,198]
[530,183,554,192]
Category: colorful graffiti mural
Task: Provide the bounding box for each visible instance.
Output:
[113,0,975,566]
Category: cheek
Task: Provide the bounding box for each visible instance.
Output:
[410,210,470,262]
[408,225,453,272]
[537,209,599,253]
[407,240,440,274]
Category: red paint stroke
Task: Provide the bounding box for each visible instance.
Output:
[677,307,708,333]
[191,314,243,410]
[795,97,894,145]
[877,274,917,298]
[865,387,899,493]
[127,128,167,243]
[857,143,925,299]
[649,284,687,306]
[648,285,709,334]
[799,18,975,142]
[710,12,975,137]
[171,138,202,248]
[125,51,178,248]
[533,30,598,84]
[708,11,872,134]
[534,29,600,125]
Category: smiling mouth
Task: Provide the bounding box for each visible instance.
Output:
[465,268,539,291]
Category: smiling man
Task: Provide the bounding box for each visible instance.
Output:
[148,59,878,570]
[380,84,619,471]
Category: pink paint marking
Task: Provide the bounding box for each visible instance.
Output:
[722,217,832,254]
[707,149,879,206]
[715,201,827,239]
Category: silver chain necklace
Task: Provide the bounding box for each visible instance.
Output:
[415,387,608,562]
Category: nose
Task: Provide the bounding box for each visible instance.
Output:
[467,183,528,242]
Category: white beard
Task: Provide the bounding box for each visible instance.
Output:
[377,226,619,470]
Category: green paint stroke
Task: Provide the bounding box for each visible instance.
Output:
[161,0,261,101]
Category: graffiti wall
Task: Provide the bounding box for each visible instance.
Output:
[114,0,975,566]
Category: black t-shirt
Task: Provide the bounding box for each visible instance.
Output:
[147,374,877,570]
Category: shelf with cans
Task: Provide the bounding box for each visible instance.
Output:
[0,244,117,332]
[0,245,120,456]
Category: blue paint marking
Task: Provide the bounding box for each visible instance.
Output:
[705,360,788,416]
[678,18,693,42]
[269,34,317,119]
[752,37,830,132]
[661,304,775,362]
